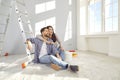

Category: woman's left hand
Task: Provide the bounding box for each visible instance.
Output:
[60,47,64,51]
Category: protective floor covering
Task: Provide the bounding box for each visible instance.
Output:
[0,51,120,80]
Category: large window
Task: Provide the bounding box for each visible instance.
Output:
[64,11,72,41]
[88,0,102,33]
[35,0,56,14]
[87,0,118,34]
[35,17,56,35]
[105,0,118,32]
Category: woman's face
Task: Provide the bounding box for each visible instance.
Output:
[48,27,53,35]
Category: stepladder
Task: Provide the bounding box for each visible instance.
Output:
[0,0,13,56]
[14,0,34,68]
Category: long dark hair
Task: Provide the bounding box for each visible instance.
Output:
[46,26,57,42]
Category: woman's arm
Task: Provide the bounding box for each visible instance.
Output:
[55,34,64,51]
[36,35,52,44]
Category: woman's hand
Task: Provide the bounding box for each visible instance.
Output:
[60,47,64,51]
[57,56,62,60]
[46,41,51,44]
[56,53,62,60]
[50,42,55,44]
[46,41,54,44]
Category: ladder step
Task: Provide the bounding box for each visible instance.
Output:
[18,19,28,24]
[22,21,30,24]
[19,11,27,15]
[15,1,34,58]
[18,17,29,24]
[22,31,33,34]
[16,10,27,15]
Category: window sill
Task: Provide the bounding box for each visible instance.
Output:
[80,32,120,38]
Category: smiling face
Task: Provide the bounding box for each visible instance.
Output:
[41,27,49,38]
[42,28,49,37]
[48,27,53,34]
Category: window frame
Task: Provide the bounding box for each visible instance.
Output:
[87,0,118,35]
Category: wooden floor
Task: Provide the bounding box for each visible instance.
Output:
[0,51,120,80]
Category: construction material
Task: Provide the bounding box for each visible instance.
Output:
[14,0,34,69]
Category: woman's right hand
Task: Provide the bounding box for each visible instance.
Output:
[46,41,53,44]
[50,42,55,44]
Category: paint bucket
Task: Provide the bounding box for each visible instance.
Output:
[65,51,72,63]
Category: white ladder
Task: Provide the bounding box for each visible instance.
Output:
[0,0,13,55]
[14,0,34,62]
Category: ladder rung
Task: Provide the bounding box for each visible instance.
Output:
[16,10,27,15]
[16,0,25,6]
[22,21,30,24]
[22,31,33,34]
[20,11,27,15]
[18,19,25,23]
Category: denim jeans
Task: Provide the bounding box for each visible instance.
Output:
[58,48,65,61]
[39,55,68,69]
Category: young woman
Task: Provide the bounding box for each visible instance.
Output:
[36,26,65,61]
[47,26,65,61]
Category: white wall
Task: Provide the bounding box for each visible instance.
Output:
[0,0,1,4]
[77,0,88,50]
[109,36,120,57]
[3,2,26,54]
[77,0,120,58]
[3,0,77,54]
[87,37,109,54]
[55,0,77,50]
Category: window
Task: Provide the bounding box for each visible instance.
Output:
[105,0,118,32]
[88,0,102,33]
[35,17,56,35]
[86,0,118,35]
[35,0,56,14]
[69,0,72,5]
[64,11,72,41]
[80,6,86,35]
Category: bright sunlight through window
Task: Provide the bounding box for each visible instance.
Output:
[80,6,86,35]
[35,17,56,35]
[69,0,72,5]
[64,11,72,41]
[35,0,56,14]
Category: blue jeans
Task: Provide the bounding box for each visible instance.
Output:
[39,55,68,69]
[58,48,65,61]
